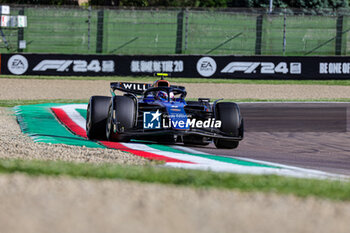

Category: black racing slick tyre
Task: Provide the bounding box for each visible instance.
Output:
[106,96,136,142]
[86,96,111,140]
[214,102,243,149]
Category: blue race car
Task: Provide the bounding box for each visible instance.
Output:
[86,78,244,149]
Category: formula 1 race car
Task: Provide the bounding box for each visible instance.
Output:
[86,78,244,149]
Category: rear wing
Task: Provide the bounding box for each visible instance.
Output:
[110,82,186,95]
[111,82,151,95]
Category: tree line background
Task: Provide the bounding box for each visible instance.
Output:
[0,0,348,9]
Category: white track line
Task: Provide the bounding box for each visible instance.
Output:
[170,145,348,180]
[55,104,87,129]
[121,142,240,166]
[163,162,345,179]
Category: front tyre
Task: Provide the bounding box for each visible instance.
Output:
[214,102,243,149]
[106,96,135,142]
[86,96,111,140]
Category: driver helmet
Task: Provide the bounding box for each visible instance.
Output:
[169,91,175,101]
[156,91,168,101]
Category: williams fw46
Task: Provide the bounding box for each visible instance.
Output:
[86,79,244,149]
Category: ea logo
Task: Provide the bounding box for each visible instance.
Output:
[196,57,217,77]
[7,55,28,75]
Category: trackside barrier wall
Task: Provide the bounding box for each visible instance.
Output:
[2,53,350,80]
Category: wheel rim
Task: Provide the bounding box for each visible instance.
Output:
[106,105,112,139]
[86,104,91,132]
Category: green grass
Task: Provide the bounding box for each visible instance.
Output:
[0,158,349,201]
[0,99,88,107]
[3,74,350,85]
[105,10,178,54]
[1,7,341,55]
[263,15,337,56]
[2,98,350,108]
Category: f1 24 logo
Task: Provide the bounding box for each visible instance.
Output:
[221,62,301,74]
[33,60,115,73]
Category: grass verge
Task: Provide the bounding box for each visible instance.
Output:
[3,75,350,86]
[0,99,88,107]
[0,158,349,201]
[2,98,350,107]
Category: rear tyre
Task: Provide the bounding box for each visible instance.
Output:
[214,102,243,149]
[86,96,111,140]
[106,96,136,142]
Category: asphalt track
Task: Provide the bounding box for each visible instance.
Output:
[186,103,350,176]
